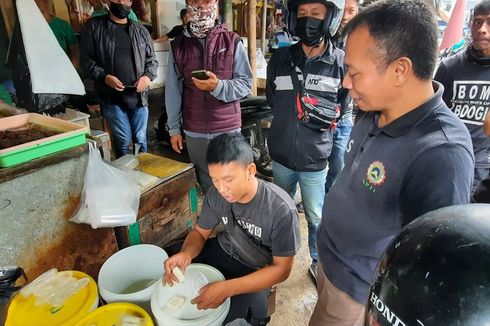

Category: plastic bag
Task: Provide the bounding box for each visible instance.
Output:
[19,268,89,307]
[70,142,141,228]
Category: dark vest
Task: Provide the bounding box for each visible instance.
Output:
[171,26,241,134]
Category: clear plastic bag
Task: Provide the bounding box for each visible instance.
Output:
[70,142,141,228]
[19,268,89,307]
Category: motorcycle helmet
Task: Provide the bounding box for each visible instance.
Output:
[366,204,490,326]
[287,0,344,39]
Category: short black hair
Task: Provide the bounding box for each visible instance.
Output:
[474,0,490,16]
[180,8,187,20]
[206,133,253,166]
[344,0,438,80]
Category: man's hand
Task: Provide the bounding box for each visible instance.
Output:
[191,280,231,310]
[192,71,219,91]
[105,75,124,91]
[135,75,151,93]
[170,134,184,154]
[163,252,192,286]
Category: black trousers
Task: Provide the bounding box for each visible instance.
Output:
[167,237,270,323]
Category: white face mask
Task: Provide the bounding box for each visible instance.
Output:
[187,2,218,38]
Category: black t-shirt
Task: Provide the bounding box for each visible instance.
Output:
[198,179,301,268]
[112,21,139,109]
[435,49,490,169]
[166,25,184,39]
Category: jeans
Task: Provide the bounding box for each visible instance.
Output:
[102,104,148,158]
[325,115,353,193]
[273,161,326,261]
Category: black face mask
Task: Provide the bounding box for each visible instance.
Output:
[295,16,325,46]
[109,2,131,19]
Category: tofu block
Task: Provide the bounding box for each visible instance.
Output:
[173,266,186,283]
[166,295,186,310]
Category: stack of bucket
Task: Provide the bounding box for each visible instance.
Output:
[150,264,230,326]
[97,244,230,325]
[6,244,230,325]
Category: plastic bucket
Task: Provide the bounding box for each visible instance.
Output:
[98,244,168,313]
[75,302,154,326]
[151,263,230,326]
[5,271,98,326]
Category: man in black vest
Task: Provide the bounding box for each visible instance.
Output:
[165,0,252,194]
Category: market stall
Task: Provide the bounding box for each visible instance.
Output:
[0,137,197,282]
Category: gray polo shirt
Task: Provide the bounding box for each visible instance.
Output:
[317,82,474,304]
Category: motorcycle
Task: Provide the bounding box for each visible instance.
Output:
[155,96,273,179]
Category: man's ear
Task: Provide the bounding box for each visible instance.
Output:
[392,57,412,87]
[247,163,257,180]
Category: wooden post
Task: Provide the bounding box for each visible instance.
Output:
[261,0,267,54]
[0,0,16,39]
[149,0,159,38]
[247,0,257,96]
[223,0,233,29]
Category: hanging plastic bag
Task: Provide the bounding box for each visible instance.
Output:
[70,142,140,228]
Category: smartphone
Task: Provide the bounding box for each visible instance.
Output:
[191,70,209,80]
[124,85,137,90]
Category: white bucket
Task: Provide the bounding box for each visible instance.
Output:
[151,263,230,326]
[98,244,168,313]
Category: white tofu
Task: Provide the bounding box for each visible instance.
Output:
[166,295,186,310]
[172,267,186,283]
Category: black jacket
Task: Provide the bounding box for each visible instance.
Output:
[80,15,158,107]
[266,41,349,171]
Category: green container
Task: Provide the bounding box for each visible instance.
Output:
[0,131,86,167]
[0,113,89,168]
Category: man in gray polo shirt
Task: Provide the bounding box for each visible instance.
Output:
[310,1,475,325]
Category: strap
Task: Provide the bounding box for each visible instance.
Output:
[226,204,272,269]
[288,54,302,90]
[289,54,305,120]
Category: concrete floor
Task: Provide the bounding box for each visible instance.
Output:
[146,89,317,325]
[269,215,317,326]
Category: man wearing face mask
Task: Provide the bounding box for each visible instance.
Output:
[165,0,253,194]
[266,0,348,282]
[81,0,157,158]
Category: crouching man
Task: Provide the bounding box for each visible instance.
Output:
[163,133,301,323]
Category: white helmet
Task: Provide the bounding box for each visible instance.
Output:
[287,0,345,38]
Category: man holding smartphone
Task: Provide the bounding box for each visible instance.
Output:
[165,0,253,194]
[81,0,157,158]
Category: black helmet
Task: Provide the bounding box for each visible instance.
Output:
[366,204,490,326]
[287,0,344,39]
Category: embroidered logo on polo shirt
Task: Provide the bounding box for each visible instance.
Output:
[366,161,386,186]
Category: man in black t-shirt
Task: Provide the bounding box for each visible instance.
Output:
[81,0,157,158]
[156,9,188,42]
[163,133,301,323]
[435,0,490,190]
